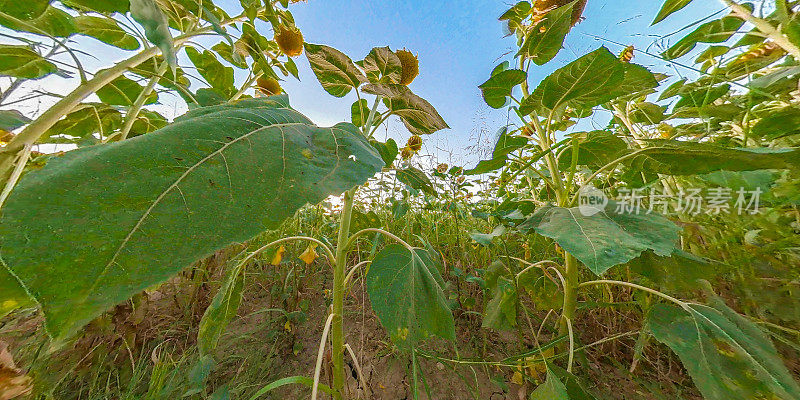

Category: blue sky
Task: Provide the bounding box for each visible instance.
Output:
[247,0,724,166]
[3,0,724,163]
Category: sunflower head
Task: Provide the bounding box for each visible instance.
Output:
[233,39,251,59]
[437,163,448,174]
[521,123,535,138]
[396,49,419,85]
[257,76,282,96]
[657,123,674,139]
[0,130,14,145]
[533,0,587,26]
[619,45,634,63]
[275,25,304,57]
[406,135,423,152]
[571,0,588,26]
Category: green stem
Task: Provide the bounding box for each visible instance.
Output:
[331,188,355,400]
[0,44,160,177]
[578,280,689,310]
[719,0,800,59]
[231,71,263,101]
[328,94,383,399]
[0,143,31,209]
[559,253,579,334]
[531,111,565,204]
[0,8,254,182]
[344,227,413,253]
[112,61,169,142]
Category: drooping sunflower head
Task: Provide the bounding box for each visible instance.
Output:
[396,49,419,86]
[619,45,635,63]
[533,0,587,26]
[233,39,251,59]
[257,76,282,96]
[657,123,675,139]
[406,135,423,152]
[275,25,304,57]
[437,163,449,174]
[521,122,535,138]
[571,0,588,26]
[736,41,782,63]
[0,131,14,145]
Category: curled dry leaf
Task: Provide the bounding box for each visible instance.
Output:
[298,244,318,265]
[0,342,32,400]
[271,245,286,266]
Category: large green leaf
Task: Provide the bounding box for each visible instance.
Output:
[0,5,77,37]
[530,368,570,399]
[75,16,139,50]
[648,299,800,400]
[481,275,517,330]
[130,0,175,66]
[699,170,778,198]
[362,83,449,135]
[557,130,628,170]
[369,138,398,167]
[752,106,800,139]
[0,0,50,20]
[186,47,235,97]
[0,110,31,132]
[41,103,122,143]
[359,46,402,84]
[351,99,371,127]
[520,47,626,115]
[663,13,746,60]
[627,141,800,175]
[652,0,695,24]
[63,0,130,13]
[396,166,435,195]
[609,63,660,101]
[0,96,384,341]
[466,126,526,175]
[304,43,368,97]
[129,109,167,137]
[518,202,680,275]
[96,75,158,106]
[0,263,33,319]
[479,69,527,109]
[366,244,455,349]
[198,264,245,356]
[518,1,575,65]
[628,249,717,293]
[0,45,57,79]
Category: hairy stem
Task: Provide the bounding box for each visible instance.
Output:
[578,280,689,310]
[113,61,170,142]
[0,7,257,184]
[559,253,579,336]
[331,188,355,399]
[719,0,800,59]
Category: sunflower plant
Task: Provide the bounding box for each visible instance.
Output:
[0,0,450,397]
[472,0,800,397]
